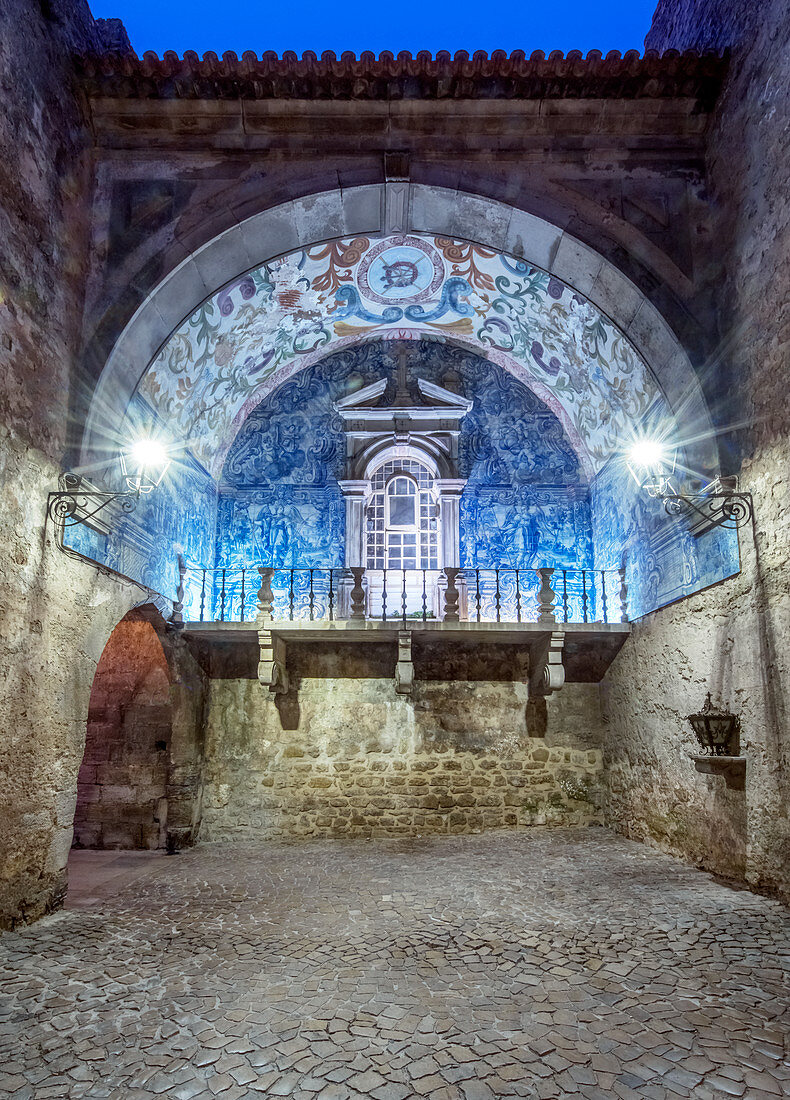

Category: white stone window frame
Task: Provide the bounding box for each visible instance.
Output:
[366,456,441,572]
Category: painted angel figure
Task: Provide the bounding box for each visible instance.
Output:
[499,506,539,568]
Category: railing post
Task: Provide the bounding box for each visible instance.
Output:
[536,567,557,623]
[199,568,206,623]
[443,567,460,623]
[581,569,589,623]
[256,566,275,623]
[619,565,629,622]
[349,566,366,620]
[600,570,608,624]
[219,568,227,622]
[170,554,186,627]
[240,568,246,623]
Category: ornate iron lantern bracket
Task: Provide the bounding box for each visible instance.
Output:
[662,488,754,533]
[46,473,139,531]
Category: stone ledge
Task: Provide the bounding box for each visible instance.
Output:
[690,755,746,791]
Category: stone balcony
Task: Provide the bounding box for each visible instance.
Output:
[179,564,630,698]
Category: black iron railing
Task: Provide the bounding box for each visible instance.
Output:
[182,564,628,625]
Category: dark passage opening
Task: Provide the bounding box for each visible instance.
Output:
[73,611,172,850]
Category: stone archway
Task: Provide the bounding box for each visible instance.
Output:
[80,186,715,476]
[73,607,173,851]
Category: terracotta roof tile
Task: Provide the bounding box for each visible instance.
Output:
[76,48,728,103]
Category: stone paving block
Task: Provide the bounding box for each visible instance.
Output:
[1,833,789,1100]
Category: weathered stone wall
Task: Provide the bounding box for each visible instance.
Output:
[0,0,141,927]
[199,641,605,839]
[599,0,790,900]
[73,619,172,850]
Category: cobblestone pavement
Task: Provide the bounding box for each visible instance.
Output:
[1,829,789,1100]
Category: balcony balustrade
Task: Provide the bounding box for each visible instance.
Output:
[181,564,628,626]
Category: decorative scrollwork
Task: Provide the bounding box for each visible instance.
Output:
[46,477,139,530]
[661,491,754,531]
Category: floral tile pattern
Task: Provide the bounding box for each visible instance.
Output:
[137,235,662,478]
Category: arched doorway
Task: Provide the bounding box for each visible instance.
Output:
[73,608,172,850]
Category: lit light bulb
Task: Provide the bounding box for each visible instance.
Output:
[628,439,665,470]
[130,439,168,469]
[626,437,677,497]
[120,438,171,493]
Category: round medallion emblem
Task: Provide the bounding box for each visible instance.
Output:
[357,236,445,306]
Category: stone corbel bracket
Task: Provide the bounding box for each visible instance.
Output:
[690,755,746,791]
[395,630,414,695]
[529,630,566,696]
[258,628,289,694]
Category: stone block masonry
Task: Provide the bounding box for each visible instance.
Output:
[203,742,604,839]
[199,641,605,839]
[597,0,790,903]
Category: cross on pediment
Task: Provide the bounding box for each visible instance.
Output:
[394,342,411,405]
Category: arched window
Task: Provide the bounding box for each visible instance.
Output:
[386,476,418,570]
[366,459,439,570]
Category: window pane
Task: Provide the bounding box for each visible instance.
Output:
[390,495,415,526]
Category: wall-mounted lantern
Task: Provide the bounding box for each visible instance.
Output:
[626,439,677,498]
[687,692,740,756]
[687,692,745,789]
[627,439,754,535]
[47,439,171,533]
[119,439,171,494]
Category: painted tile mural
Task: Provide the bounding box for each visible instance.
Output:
[68,332,740,623]
[135,234,662,479]
[213,340,593,620]
[63,412,217,620]
[592,456,741,620]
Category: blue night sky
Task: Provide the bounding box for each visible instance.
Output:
[88,0,659,59]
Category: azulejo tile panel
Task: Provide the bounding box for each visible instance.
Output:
[137,234,662,478]
[591,455,740,619]
[211,341,592,619]
[65,338,738,623]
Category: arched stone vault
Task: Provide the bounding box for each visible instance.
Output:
[80,188,716,478]
[77,49,727,424]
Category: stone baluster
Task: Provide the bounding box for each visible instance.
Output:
[256,566,275,623]
[442,567,460,622]
[619,565,629,623]
[170,554,187,627]
[349,566,367,620]
[536,567,557,623]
